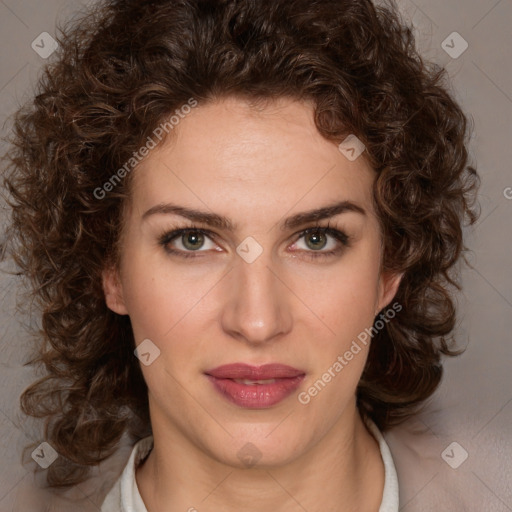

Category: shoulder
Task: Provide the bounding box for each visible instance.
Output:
[383,417,509,510]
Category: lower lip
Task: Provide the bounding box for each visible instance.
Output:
[206,375,305,408]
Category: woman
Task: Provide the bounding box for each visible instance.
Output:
[2,0,478,510]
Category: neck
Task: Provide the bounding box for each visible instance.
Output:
[136,402,384,512]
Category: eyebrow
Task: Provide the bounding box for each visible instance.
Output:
[142,200,366,231]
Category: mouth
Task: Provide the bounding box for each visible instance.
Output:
[204,363,306,409]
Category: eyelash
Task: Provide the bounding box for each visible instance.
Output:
[158,222,350,260]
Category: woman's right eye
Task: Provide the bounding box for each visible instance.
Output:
[158,228,221,258]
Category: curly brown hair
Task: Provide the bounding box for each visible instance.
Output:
[1,0,478,488]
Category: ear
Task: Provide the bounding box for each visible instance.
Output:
[375,271,403,314]
[102,265,129,315]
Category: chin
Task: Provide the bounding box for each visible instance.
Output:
[206,427,309,469]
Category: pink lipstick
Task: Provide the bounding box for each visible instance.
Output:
[205,363,305,409]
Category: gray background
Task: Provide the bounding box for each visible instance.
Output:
[0,0,511,510]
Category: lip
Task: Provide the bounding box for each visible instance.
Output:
[205,363,306,409]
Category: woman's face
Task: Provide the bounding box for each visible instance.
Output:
[103,96,401,467]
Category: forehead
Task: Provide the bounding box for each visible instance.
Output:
[128,97,376,224]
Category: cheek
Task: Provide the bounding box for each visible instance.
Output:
[295,256,382,418]
[119,250,219,353]
[118,253,177,340]
[296,248,382,349]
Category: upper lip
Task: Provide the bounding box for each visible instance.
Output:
[205,363,305,380]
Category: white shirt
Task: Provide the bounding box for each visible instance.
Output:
[101,420,399,512]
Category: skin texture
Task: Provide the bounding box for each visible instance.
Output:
[103,96,402,512]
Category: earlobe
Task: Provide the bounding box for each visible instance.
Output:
[376,271,404,314]
[102,266,129,315]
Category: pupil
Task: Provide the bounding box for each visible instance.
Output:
[183,231,204,250]
[306,231,326,250]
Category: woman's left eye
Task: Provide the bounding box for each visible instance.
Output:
[290,227,349,258]
[158,226,349,259]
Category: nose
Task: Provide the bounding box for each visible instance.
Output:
[220,252,293,347]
